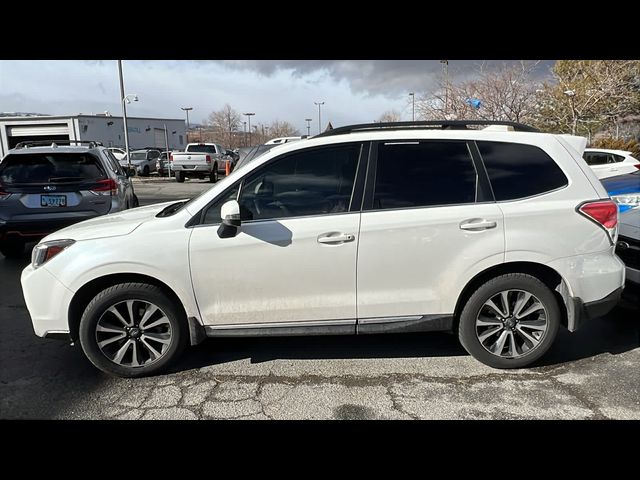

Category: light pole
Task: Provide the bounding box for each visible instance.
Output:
[243,121,247,146]
[121,94,138,170]
[117,61,139,171]
[440,60,449,115]
[163,124,170,177]
[243,112,255,146]
[409,92,415,121]
[314,101,325,134]
[181,107,193,142]
[305,118,312,136]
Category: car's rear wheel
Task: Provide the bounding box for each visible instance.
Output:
[458,273,560,369]
[78,283,188,377]
[209,166,218,183]
[0,240,26,259]
[143,166,150,177]
[175,171,185,183]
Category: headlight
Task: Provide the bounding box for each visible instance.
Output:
[31,239,75,268]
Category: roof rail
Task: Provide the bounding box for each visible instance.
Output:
[13,139,104,149]
[314,120,539,138]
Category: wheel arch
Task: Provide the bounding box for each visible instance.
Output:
[453,261,571,333]
[68,273,204,345]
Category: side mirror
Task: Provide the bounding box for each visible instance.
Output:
[217,200,241,238]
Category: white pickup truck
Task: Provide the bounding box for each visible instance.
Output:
[170,143,229,183]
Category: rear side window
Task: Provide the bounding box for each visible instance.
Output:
[478,141,568,201]
[0,153,106,185]
[372,141,477,210]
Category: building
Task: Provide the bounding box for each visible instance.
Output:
[0,114,187,157]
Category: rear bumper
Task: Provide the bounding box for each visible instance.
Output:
[172,165,211,173]
[572,287,624,331]
[0,215,99,242]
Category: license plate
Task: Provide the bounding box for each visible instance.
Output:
[41,195,67,207]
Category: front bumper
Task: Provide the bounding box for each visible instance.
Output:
[21,264,75,337]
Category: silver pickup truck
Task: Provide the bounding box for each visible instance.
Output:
[170,143,228,182]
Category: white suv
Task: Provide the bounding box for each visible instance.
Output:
[21,121,626,377]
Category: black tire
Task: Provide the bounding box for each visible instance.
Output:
[78,282,189,377]
[143,166,150,177]
[209,165,218,183]
[131,194,140,208]
[458,273,560,369]
[175,171,185,183]
[0,241,25,259]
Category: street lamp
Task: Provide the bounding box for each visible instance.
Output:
[117,60,139,171]
[181,107,193,142]
[121,93,138,170]
[305,118,313,136]
[243,112,255,146]
[409,92,415,121]
[314,101,325,134]
[243,121,247,146]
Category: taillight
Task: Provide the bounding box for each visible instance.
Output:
[206,155,212,164]
[633,164,640,170]
[169,153,173,162]
[90,178,117,196]
[0,186,9,200]
[578,200,618,243]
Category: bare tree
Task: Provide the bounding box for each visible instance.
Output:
[417,61,541,124]
[206,104,241,147]
[268,120,300,138]
[377,110,402,122]
[534,60,640,136]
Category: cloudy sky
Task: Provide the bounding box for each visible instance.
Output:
[0,60,554,133]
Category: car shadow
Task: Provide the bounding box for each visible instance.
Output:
[172,303,640,373]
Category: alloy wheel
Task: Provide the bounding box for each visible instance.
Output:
[475,289,548,358]
[95,299,172,367]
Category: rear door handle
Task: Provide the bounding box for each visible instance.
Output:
[459,219,497,231]
[317,232,356,244]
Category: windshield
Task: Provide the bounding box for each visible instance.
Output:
[186,145,217,154]
[0,152,106,185]
[235,144,277,169]
[129,152,148,160]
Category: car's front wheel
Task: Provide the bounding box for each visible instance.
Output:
[458,273,560,369]
[78,283,188,377]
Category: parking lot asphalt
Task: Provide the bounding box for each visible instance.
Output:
[1,179,639,419]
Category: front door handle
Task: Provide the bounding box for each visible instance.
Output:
[459,219,497,231]
[317,232,356,244]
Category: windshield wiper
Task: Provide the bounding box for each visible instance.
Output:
[156,200,188,218]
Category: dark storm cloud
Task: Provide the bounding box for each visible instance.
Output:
[220,60,554,97]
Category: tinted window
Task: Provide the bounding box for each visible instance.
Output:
[202,185,240,224]
[186,145,217,154]
[372,141,477,210]
[238,144,360,221]
[478,141,568,201]
[584,152,610,166]
[130,152,148,160]
[0,153,106,185]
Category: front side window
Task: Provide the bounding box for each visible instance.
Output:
[237,144,360,221]
[372,141,477,210]
[202,185,241,224]
[478,141,568,201]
